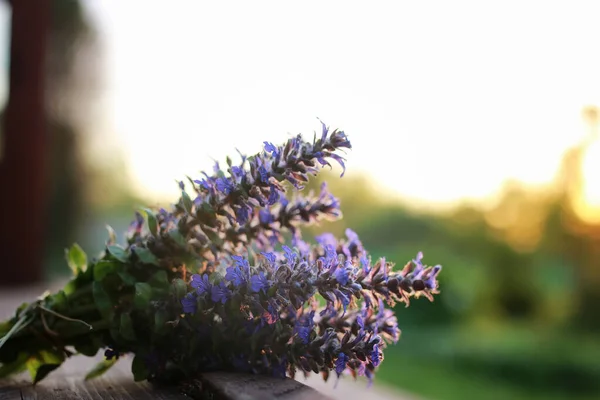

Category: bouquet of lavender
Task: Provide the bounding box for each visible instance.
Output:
[0,124,442,387]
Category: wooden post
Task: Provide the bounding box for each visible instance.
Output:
[0,0,51,286]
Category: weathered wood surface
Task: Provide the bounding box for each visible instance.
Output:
[0,283,412,400]
[0,352,191,400]
[200,372,332,400]
[0,351,334,400]
[2,376,189,400]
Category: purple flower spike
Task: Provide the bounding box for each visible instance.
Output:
[191,274,212,295]
[282,245,297,265]
[371,343,381,367]
[250,271,269,293]
[94,125,445,386]
[181,293,197,314]
[226,266,247,287]
[263,141,279,157]
[215,177,234,195]
[260,252,277,264]
[211,281,231,304]
[335,352,348,377]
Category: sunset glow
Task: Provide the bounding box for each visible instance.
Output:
[86,1,600,217]
[577,140,600,223]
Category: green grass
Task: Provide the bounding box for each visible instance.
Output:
[377,352,598,400]
[375,326,600,400]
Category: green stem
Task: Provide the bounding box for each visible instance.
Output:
[8,303,107,341]
[38,305,93,330]
[0,314,33,351]
[54,320,110,339]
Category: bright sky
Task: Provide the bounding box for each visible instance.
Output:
[85,1,600,209]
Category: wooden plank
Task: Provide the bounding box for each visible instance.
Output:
[0,374,331,400]
[200,372,332,400]
[1,377,191,400]
[0,381,22,400]
[0,357,332,400]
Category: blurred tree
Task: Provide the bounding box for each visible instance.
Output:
[547,106,600,331]
[43,0,141,274]
[42,0,95,271]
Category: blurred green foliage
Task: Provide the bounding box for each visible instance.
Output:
[299,161,600,399]
[41,0,144,276]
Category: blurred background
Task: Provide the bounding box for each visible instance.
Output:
[1,1,600,399]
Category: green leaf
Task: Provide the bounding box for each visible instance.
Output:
[118,271,138,286]
[201,202,214,214]
[77,261,95,285]
[93,260,120,281]
[49,290,68,312]
[39,350,64,364]
[267,285,278,297]
[171,278,188,299]
[85,358,117,380]
[205,229,224,247]
[181,191,193,213]
[0,313,34,353]
[167,229,187,247]
[0,352,28,378]
[141,208,158,236]
[109,328,122,345]
[27,350,65,384]
[62,279,77,295]
[185,175,196,188]
[119,313,136,341]
[34,364,61,384]
[131,355,149,382]
[65,243,87,275]
[0,321,11,337]
[148,270,169,289]
[74,333,104,357]
[74,342,99,357]
[92,281,113,319]
[134,247,159,266]
[134,283,152,310]
[107,245,129,262]
[154,309,169,335]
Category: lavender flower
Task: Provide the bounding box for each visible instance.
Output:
[336,352,348,377]
[0,124,443,389]
[211,281,231,304]
[294,310,315,344]
[181,246,441,381]
[191,274,212,295]
[250,271,269,293]
[181,293,197,314]
[226,265,248,287]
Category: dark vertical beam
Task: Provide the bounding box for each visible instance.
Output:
[0,0,51,285]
